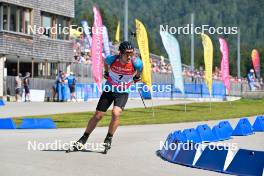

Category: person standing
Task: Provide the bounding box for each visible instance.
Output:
[247,69,256,91]
[56,70,63,102]
[23,72,31,102]
[67,72,77,102]
[58,72,68,102]
[15,73,22,102]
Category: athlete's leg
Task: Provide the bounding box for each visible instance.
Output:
[84,110,105,134]
[108,106,122,135]
[76,91,114,145]
[103,93,128,153]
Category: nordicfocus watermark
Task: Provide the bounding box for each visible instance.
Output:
[28,24,103,35]
[27,140,105,151]
[159,140,239,151]
[160,24,238,35]
[103,84,172,93]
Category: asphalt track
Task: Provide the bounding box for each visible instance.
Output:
[0,116,263,176]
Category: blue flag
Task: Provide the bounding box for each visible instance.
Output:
[81,20,92,48]
[102,25,111,57]
[160,31,184,94]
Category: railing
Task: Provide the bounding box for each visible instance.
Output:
[5,76,54,97]
[4,74,252,98]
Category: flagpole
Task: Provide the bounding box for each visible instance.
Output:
[191,13,195,71]
[151,97,155,117]
[130,32,153,114]
[124,0,128,41]
[183,81,186,112]
[209,94,212,112]
[237,28,241,79]
[227,88,232,106]
[184,94,187,112]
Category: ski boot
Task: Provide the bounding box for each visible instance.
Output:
[103,137,112,154]
[66,135,88,153]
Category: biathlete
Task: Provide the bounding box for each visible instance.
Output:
[69,41,143,154]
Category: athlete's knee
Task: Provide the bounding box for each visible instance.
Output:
[93,111,104,121]
[112,107,122,119]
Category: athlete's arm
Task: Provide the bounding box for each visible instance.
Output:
[104,61,109,73]
[133,57,143,82]
[104,55,116,79]
[105,55,116,66]
[133,57,143,73]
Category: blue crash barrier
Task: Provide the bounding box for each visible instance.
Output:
[159,132,181,161]
[171,143,199,166]
[225,149,264,176]
[194,145,229,172]
[182,128,202,143]
[0,118,16,129]
[232,118,254,136]
[71,82,227,100]
[196,124,218,142]
[172,130,187,143]
[19,118,56,129]
[158,117,263,176]
[253,116,264,132]
[212,121,233,141]
[0,99,5,106]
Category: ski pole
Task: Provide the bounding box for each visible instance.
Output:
[137,87,147,109]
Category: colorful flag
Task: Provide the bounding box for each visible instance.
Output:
[201,33,213,95]
[81,20,92,48]
[91,6,103,93]
[219,37,231,93]
[102,25,111,57]
[70,28,82,38]
[115,21,120,43]
[160,31,184,94]
[251,49,260,78]
[135,19,152,93]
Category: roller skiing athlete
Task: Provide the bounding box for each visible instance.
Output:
[66,41,143,154]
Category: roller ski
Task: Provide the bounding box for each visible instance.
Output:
[103,136,112,154]
[66,142,84,153]
[66,134,88,153]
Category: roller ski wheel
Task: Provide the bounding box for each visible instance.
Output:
[103,138,112,154]
[66,142,84,153]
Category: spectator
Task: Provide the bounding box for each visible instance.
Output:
[52,80,57,102]
[67,72,77,102]
[259,78,264,89]
[58,72,68,102]
[247,69,256,91]
[78,53,86,64]
[23,72,31,102]
[55,70,62,102]
[15,73,22,102]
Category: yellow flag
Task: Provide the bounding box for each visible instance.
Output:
[115,21,120,42]
[135,19,152,93]
[201,33,213,95]
[70,28,82,38]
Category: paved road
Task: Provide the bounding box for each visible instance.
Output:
[0,117,263,176]
[0,99,196,118]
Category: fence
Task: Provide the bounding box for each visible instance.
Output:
[4,73,252,100]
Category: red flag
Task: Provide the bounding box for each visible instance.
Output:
[91,6,103,93]
[219,38,231,93]
[251,49,260,78]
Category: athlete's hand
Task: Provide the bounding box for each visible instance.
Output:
[133,75,141,83]
[104,71,109,79]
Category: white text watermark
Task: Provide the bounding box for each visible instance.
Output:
[27,140,105,151]
[160,140,239,151]
[160,24,238,35]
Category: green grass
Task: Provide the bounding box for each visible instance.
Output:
[13,98,264,128]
